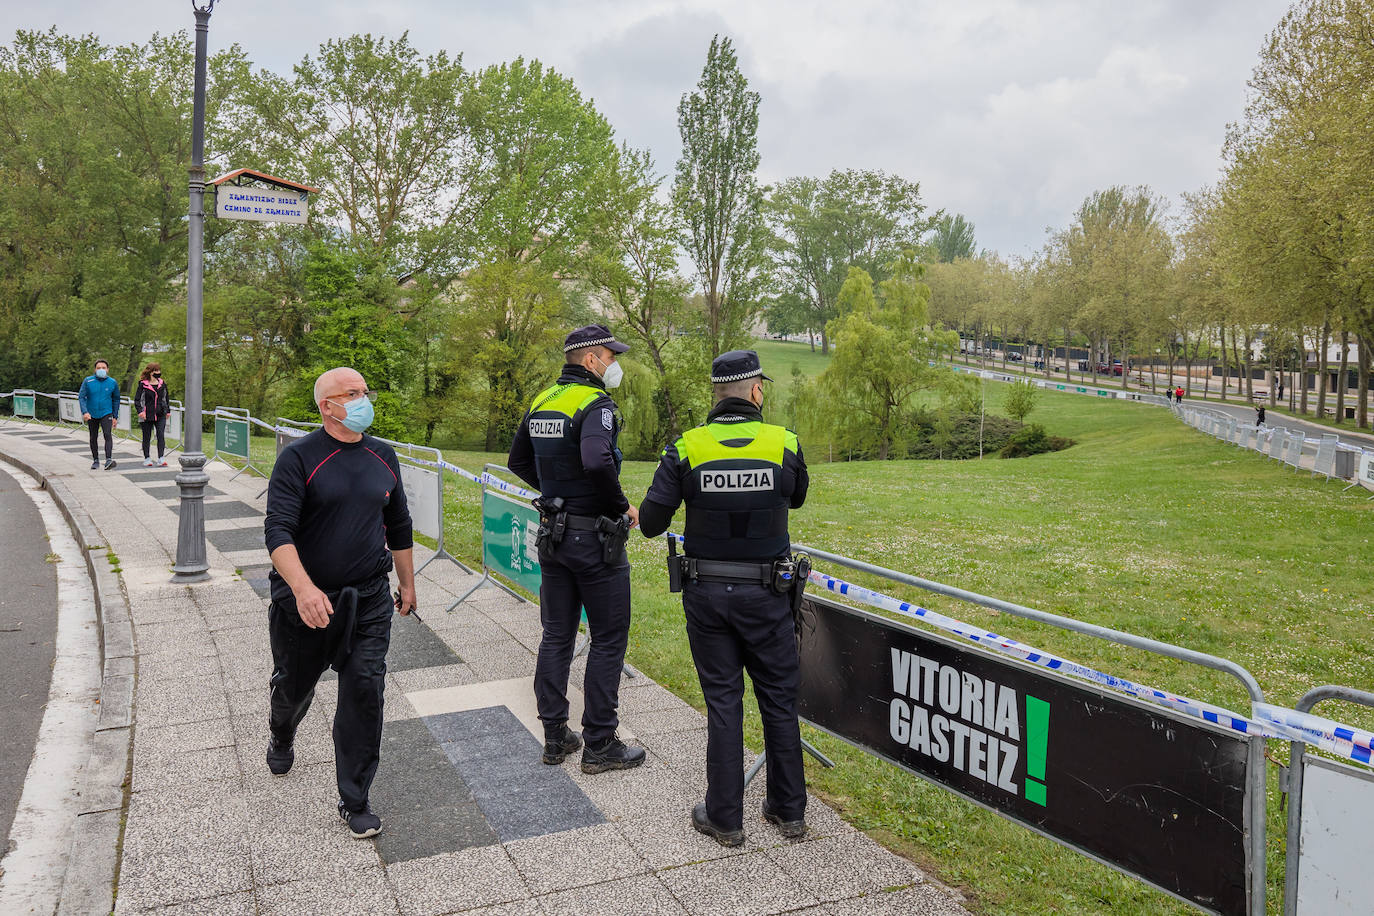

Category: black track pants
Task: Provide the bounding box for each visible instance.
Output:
[268,581,392,812]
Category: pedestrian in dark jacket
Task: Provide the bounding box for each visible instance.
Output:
[133,362,172,467]
[1255,404,1266,426]
[78,359,120,470]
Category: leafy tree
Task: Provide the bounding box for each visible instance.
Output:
[929,213,977,262]
[1003,378,1039,425]
[242,33,472,267]
[587,146,702,443]
[1213,0,1374,424]
[817,253,959,459]
[0,30,244,392]
[284,243,414,440]
[449,58,622,449]
[673,35,768,357]
[766,169,928,353]
[1045,187,1172,387]
[924,258,984,344]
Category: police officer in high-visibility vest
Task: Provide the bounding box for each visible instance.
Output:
[508,324,646,774]
[638,350,810,846]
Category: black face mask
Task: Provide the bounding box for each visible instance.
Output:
[152,373,161,379]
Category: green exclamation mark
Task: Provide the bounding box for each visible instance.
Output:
[1024,696,1049,806]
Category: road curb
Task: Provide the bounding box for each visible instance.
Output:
[0,445,133,916]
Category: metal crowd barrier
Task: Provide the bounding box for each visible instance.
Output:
[791,543,1271,916]
[372,435,471,576]
[448,463,535,610]
[1177,399,1374,487]
[1281,686,1374,915]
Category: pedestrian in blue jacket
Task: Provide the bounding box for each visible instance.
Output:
[78,359,121,470]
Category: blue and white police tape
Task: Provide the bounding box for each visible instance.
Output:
[429,460,540,500]
[800,567,1374,767]
[1254,703,1374,765]
[480,471,538,501]
[436,459,483,485]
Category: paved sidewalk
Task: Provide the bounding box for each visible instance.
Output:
[0,422,968,916]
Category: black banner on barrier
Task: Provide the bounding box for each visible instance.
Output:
[797,594,1248,916]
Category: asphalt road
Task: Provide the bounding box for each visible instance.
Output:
[0,468,58,846]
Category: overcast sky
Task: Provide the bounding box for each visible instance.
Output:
[9,0,1292,256]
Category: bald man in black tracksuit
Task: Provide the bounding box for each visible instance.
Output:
[264,366,416,840]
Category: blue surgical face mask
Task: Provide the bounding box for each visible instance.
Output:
[329,394,374,433]
[95,368,108,380]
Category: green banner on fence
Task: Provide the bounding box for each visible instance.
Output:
[12,394,35,418]
[214,415,250,459]
[482,489,542,595]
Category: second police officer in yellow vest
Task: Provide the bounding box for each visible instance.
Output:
[638,349,810,846]
[507,324,647,774]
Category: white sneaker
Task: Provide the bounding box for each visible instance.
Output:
[143,458,155,467]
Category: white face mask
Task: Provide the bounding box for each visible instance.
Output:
[592,353,624,389]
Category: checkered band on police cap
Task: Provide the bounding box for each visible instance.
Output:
[563,324,629,353]
[710,349,772,383]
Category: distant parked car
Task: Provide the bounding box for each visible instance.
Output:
[1006,352,1023,362]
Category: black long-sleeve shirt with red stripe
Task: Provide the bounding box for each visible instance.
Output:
[264,428,413,606]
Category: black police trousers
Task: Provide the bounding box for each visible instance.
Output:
[535,528,630,744]
[268,579,392,813]
[684,579,806,832]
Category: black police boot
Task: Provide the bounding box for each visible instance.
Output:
[580,734,646,774]
[692,802,745,847]
[542,722,582,765]
[761,798,807,839]
[266,737,294,776]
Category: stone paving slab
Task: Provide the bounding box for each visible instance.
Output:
[0,425,970,916]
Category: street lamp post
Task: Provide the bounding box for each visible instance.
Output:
[172,0,217,583]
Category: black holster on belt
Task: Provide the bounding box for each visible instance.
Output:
[666,536,683,592]
[596,513,631,564]
[788,554,811,637]
[532,496,566,548]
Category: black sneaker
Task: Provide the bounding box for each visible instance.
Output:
[762,799,807,839]
[266,737,294,776]
[580,734,646,774]
[542,722,582,765]
[103,459,117,470]
[90,460,99,470]
[692,802,745,847]
[338,801,382,839]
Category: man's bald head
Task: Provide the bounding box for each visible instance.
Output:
[314,367,367,414]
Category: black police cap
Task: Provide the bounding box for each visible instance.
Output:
[563,324,629,354]
[710,349,772,383]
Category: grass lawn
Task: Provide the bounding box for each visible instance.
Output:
[435,391,1371,916]
[752,337,834,380]
[68,382,1373,915]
